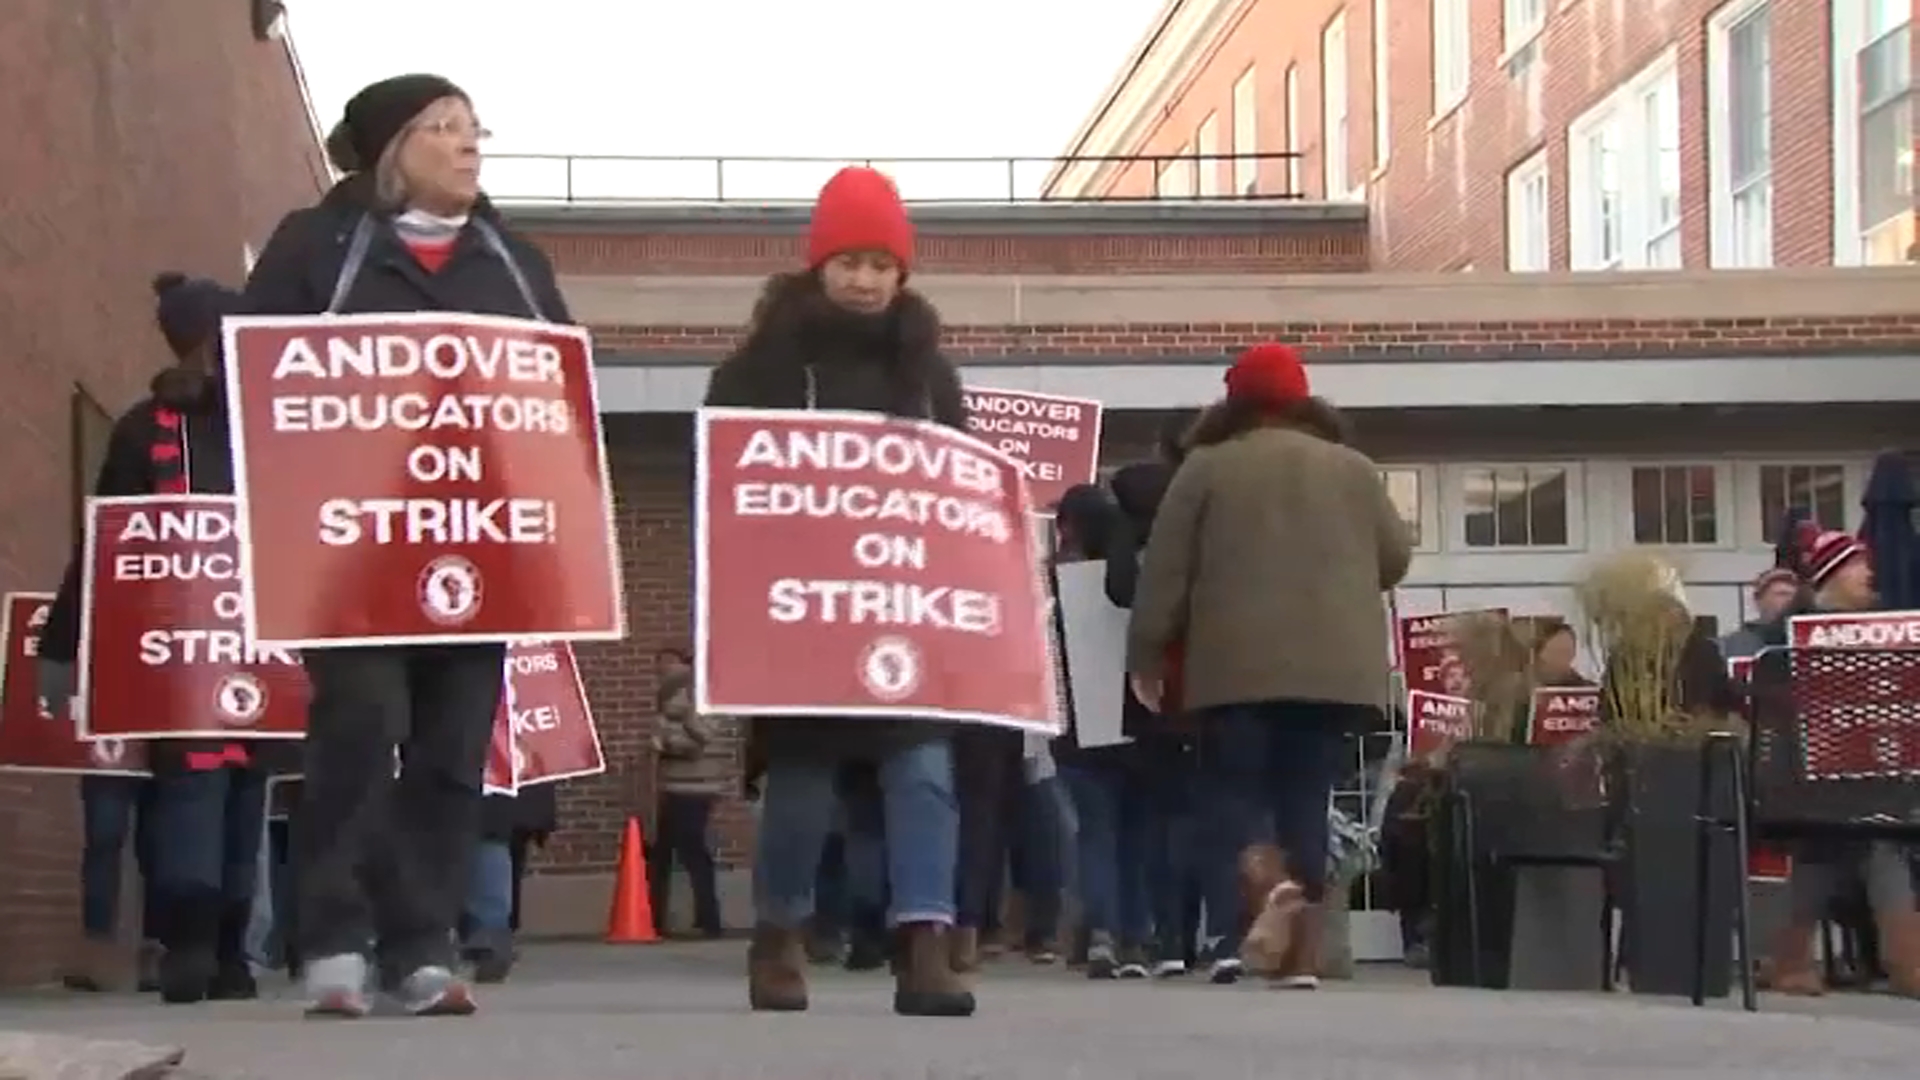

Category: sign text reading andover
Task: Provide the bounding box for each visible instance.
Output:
[695,409,1057,733]
[222,313,623,647]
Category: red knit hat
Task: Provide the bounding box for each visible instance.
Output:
[807,167,914,269]
[1224,343,1311,406]
[1803,529,1867,588]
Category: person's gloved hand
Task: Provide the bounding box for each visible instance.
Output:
[36,659,76,716]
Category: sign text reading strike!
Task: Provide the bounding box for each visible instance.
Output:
[266,331,568,547]
[731,427,1012,635]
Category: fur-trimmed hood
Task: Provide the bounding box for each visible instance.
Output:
[704,271,966,429]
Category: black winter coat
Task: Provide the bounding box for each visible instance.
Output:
[705,272,967,776]
[41,366,297,776]
[242,177,570,324]
[480,783,558,843]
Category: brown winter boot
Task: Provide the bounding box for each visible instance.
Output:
[1757,923,1825,996]
[948,926,981,973]
[746,923,808,1012]
[894,922,977,1017]
[1273,902,1326,990]
[1873,906,1920,998]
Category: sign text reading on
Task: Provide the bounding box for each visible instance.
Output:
[267,332,570,547]
[113,510,296,666]
[731,428,1011,635]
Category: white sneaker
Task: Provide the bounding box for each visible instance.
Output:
[391,964,477,1016]
[303,953,371,1019]
[1208,957,1244,985]
[1152,958,1188,978]
[1273,973,1320,990]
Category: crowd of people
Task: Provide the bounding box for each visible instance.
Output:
[34,68,1920,1025]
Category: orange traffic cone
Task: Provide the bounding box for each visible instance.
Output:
[606,816,659,944]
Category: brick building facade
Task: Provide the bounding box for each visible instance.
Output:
[0,1,326,985]
[1043,0,1916,272]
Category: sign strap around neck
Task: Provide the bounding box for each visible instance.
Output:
[473,219,548,322]
[326,215,376,314]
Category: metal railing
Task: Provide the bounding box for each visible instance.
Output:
[480,152,1307,206]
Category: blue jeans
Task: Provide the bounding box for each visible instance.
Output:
[1010,777,1066,945]
[78,775,158,940]
[1061,761,1152,945]
[1143,744,1205,958]
[149,766,268,905]
[465,839,515,935]
[1196,701,1358,956]
[755,738,959,928]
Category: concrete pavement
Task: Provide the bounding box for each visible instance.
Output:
[3,942,1917,1079]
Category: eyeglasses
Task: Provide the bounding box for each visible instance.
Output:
[416,118,493,141]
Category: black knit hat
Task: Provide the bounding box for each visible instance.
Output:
[325,73,468,173]
[152,272,244,359]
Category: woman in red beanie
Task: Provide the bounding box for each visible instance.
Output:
[703,166,976,1018]
[1123,343,1412,987]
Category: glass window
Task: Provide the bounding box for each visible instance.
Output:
[1567,55,1683,270]
[1432,0,1470,109]
[1380,469,1423,547]
[1858,23,1913,254]
[1759,464,1847,540]
[1503,0,1547,53]
[1323,11,1350,197]
[1721,2,1772,266]
[1461,466,1570,547]
[1196,113,1223,196]
[1630,465,1719,545]
[1505,152,1550,271]
[1284,64,1303,195]
[1232,66,1259,195]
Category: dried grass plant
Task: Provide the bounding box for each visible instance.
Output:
[1574,549,1701,745]
[1445,610,1535,743]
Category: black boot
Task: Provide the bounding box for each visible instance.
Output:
[157,890,219,1005]
[461,927,517,985]
[209,903,257,1001]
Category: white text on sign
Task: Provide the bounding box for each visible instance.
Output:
[264,330,571,549]
[961,392,1086,485]
[111,509,298,666]
[731,426,1012,637]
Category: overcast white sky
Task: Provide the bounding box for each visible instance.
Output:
[287,0,1162,201]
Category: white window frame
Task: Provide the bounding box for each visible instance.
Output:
[1505,150,1551,271]
[1232,66,1259,195]
[1322,11,1350,199]
[1831,0,1913,266]
[1284,63,1303,196]
[1707,0,1773,267]
[1566,48,1682,270]
[1442,462,1587,553]
[1379,465,1442,554]
[1737,459,1868,546]
[1502,0,1547,57]
[1431,0,1470,117]
[1196,112,1223,197]
[1371,0,1390,169]
[1618,461,1737,551]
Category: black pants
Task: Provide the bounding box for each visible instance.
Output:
[954,727,1023,929]
[293,643,504,980]
[648,792,721,935]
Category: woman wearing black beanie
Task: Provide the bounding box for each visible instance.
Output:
[243,73,572,1019]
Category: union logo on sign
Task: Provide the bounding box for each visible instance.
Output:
[418,555,483,626]
[858,636,922,703]
[213,672,268,726]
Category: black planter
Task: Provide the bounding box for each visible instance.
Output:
[1429,742,1612,990]
[1614,742,1740,998]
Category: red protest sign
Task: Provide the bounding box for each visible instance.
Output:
[1397,608,1510,698]
[499,641,604,787]
[1749,846,1791,881]
[695,408,1058,732]
[1527,686,1601,746]
[1408,690,1473,757]
[960,389,1102,511]
[1785,611,1920,780]
[0,593,149,776]
[77,495,308,740]
[221,312,625,648]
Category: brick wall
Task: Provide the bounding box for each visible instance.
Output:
[516,216,1369,276]
[544,306,1920,877]
[1077,0,1912,271]
[0,1,325,986]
